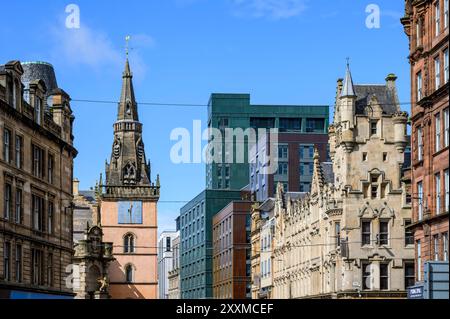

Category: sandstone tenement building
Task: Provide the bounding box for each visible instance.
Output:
[401,0,449,283]
[0,60,77,298]
[271,66,414,298]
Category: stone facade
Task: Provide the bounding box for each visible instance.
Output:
[401,0,449,283]
[250,199,275,299]
[72,225,114,299]
[0,60,77,298]
[99,58,160,299]
[271,67,414,299]
[168,233,180,299]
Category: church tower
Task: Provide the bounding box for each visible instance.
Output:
[99,57,160,299]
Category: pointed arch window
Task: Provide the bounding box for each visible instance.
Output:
[124,233,135,253]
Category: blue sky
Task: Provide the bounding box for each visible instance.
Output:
[0,0,410,233]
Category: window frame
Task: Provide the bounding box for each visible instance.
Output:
[361,221,372,246]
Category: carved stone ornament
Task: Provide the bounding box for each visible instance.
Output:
[113,135,121,159]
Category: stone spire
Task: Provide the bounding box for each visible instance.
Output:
[104,58,154,192]
[117,59,138,121]
[340,61,356,98]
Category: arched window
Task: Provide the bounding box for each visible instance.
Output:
[124,233,135,253]
[125,264,134,283]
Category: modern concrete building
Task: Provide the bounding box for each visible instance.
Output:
[401,0,449,288]
[158,230,178,299]
[0,60,77,298]
[212,200,252,299]
[99,58,160,299]
[179,190,242,299]
[271,66,414,298]
[206,94,329,191]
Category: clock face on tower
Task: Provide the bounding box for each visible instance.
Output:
[118,201,143,224]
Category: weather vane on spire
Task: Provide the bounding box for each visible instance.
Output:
[125,35,131,58]
[346,57,350,66]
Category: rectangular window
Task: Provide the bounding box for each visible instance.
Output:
[362,221,371,246]
[279,118,301,131]
[32,144,45,179]
[436,173,441,214]
[435,2,441,36]
[445,0,449,28]
[434,235,440,261]
[371,185,378,199]
[48,154,54,184]
[418,182,423,221]
[405,262,415,289]
[299,182,310,193]
[370,121,378,136]
[15,188,22,224]
[436,113,441,152]
[363,152,368,161]
[444,233,448,261]
[416,21,422,47]
[417,72,423,101]
[417,240,422,281]
[4,183,12,219]
[435,56,441,89]
[444,108,449,147]
[335,222,341,247]
[380,263,389,290]
[277,162,288,175]
[445,49,449,84]
[47,201,54,235]
[379,221,389,245]
[3,128,11,163]
[3,242,11,281]
[32,194,45,232]
[15,244,22,283]
[417,127,423,161]
[405,220,414,246]
[305,118,325,132]
[362,263,371,290]
[224,165,230,178]
[15,135,23,169]
[47,254,53,287]
[31,249,44,286]
[445,169,449,212]
[278,145,288,160]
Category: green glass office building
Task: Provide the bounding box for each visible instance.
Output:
[179,189,242,299]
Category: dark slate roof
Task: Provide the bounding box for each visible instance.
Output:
[321,162,334,184]
[21,62,58,94]
[354,85,399,115]
[79,190,96,203]
[0,65,5,72]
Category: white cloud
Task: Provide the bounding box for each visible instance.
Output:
[49,22,155,81]
[231,0,308,19]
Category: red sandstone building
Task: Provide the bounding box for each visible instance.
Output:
[402,0,449,283]
[212,201,252,299]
